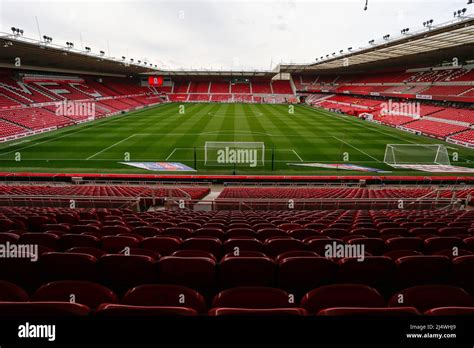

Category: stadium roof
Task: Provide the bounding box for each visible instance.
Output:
[1,16,473,78]
[279,16,474,75]
[0,32,159,77]
[146,70,278,79]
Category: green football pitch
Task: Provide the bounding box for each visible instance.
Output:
[0,103,473,175]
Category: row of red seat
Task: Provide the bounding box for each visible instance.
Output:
[0,185,209,199]
[171,80,292,94]
[1,206,472,232]
[0,282,471,316]
[0,247,473,297]
[294,68,474,89]
[3,227,474,257]
[217,187,473,199]
[449,129,474,146]
[402,119,468,137]
[167,93,295,103]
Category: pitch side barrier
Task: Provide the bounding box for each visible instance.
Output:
[166,197,462,211]
[0,195,142,211]
[0,172,474,185]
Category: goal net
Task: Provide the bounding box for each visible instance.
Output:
[204,141,265,167]
[384,144,450,166]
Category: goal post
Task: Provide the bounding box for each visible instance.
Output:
[384,144,450,166]
[204,141,265,167]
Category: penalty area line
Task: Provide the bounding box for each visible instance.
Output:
[86,134,137,160]
[292,150,303,162]
[333,136,382,163]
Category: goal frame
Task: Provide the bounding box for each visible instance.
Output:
[383,144,450,166]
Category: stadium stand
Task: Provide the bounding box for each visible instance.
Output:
[0,203,473,315]
[402,120,468,138]
[449,130,474,146]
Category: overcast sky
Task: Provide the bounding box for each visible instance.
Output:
[0,0,471,70]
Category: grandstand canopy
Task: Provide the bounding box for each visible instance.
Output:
[146,70,278,79]
[1,17,473,78]
[0,32,158,77]
[280,17,474,75]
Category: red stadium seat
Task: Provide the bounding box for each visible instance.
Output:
[423,237,463,254]
[264,238,307,257]
[122,284,207,313]
[95,304,197,316]
[0,281,29,301]
[337,256,395,289]
[318,307,420,316]
[226,228,256,239]
[383,250,422,260]
[66,247,106,258]
[385,237,423,251]
[181,237,222,258]
[389,285,474,312]
[452,255,474,295]
[209,308,307,316]
[348,238,385,255]
[395,255,451,287]
[212,287,293,309]
[425,307,474,315]
[98,255,157,294]
[59,234,101,250]
[218,256,276,288]
[32,280,118,308]
[171,250,216,261]
[223,238,264,254]
[101,235,140,253]
[300,284,385,314]
[39,252,98,283]
[278,256,337,294]
[0,232,20,243]
[140,236,182,256]
[275,250,320,261]
[0,302,90,317]
[157,256,216,291]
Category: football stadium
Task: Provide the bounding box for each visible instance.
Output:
[0,0,474,345]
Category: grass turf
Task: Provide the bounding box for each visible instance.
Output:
[0,103,473,176]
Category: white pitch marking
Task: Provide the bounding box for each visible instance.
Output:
[86,134,137,160]
[292,150,303,162]
[166,148,178,160]
[333,136,382,163]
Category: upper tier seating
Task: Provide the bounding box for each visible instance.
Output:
[231,83,251,94]
[209,82,230,93]
[188,82,210,94]
[252,82,272,94]
[173,82,190,93]
[421,86,472,96]
[271,80,293,94]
